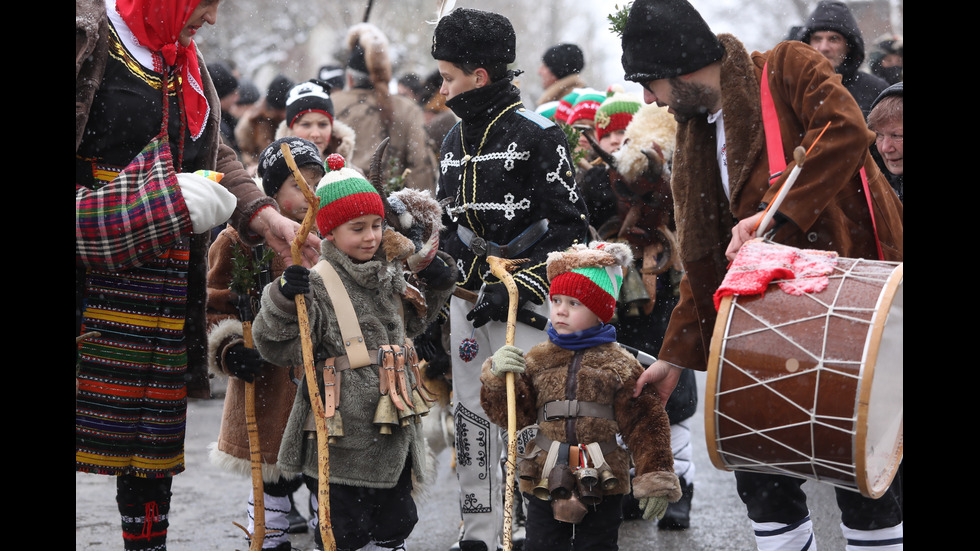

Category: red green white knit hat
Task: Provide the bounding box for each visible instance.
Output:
[554,88,586,124]
[565,88,606,127]
[595,86,642,142]
[547,242,633,323]
[536,100,560,121]
[315,154,385,235]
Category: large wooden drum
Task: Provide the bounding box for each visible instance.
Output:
[706,255,903,498]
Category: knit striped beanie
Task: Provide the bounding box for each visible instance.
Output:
[595,86,642,141]
[315,154,385,235]
[535,100,560,121]
[547,242,633,323]
[565,88,607,127]
[555,88,585,124]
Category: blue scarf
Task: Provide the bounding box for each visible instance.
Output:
[547,322,618,351]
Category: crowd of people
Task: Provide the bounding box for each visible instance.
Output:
[76,1,902,550]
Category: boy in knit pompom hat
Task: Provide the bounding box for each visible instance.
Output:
[479,241,680,550]
[594,86,642,154]
[251,153,456,551]
[314,154,386,244]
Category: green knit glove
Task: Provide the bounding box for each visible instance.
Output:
[639,496,669,521]
[490,345,525,378]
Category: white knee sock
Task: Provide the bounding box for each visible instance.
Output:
[841,522,902,551]
[248,490,291,549]
[752,517,816,551]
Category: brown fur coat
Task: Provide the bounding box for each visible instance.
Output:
[660,34,903,371]
[480,341,680,501]
[205,227,297,481]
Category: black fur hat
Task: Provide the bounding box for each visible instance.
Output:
[431,8,515,66]
[621,0,724,83]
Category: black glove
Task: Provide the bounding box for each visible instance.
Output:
[466,284,510,328]
[278,265,310,300]
[413,323,442,363]
[225,342,263,383]
[417,254,457,291]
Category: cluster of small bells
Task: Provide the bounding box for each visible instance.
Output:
[370,346,437,436]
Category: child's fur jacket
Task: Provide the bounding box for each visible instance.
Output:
[479,340,681,503]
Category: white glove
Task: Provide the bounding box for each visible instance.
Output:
[176,172,237,234]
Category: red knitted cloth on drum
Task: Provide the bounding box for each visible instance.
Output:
[713,239,838,310]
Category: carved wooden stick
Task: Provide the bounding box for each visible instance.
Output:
[241,322,265,551]
[486,256,529,551]
[281,143,335,551]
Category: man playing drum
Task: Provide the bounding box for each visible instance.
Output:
[618,1,904,549]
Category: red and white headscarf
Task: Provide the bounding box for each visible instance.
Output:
[116,0,209,140]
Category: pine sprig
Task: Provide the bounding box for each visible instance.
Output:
[608,2,633,38]
[559,122,588,167]
[386,157,408,195]
[229,243,275,297]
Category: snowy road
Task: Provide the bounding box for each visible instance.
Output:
[76,372,849,550]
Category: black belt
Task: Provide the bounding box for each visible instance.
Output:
[457,219,549,258]
[534,432,620,456]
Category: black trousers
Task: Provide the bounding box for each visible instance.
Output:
[735,461,903,530]
[523,493,624,551]
[304,460,418,551]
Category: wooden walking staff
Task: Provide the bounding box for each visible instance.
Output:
[227,242,275,549]
[240,318,265,551]
[281,143,336,551]
[486,255,529,551]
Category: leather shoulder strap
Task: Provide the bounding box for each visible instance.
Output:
[761,61,787,179]
[312,260,372,368]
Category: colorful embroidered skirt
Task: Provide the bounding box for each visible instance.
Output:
[76,242,190,478]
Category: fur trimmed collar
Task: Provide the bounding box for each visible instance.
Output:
[537,73,587,106]
[319,239,405,293]
[671,33,764,266]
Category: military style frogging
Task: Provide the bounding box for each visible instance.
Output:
[438,79,590,304]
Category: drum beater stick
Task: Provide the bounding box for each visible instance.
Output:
[754,121,831,238]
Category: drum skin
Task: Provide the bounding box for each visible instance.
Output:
[706,257,903,498]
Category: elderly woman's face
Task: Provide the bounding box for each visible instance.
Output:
[874,120,903,176]
[179,0,220,47]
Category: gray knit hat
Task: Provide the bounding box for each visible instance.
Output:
[621,0,724,83]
